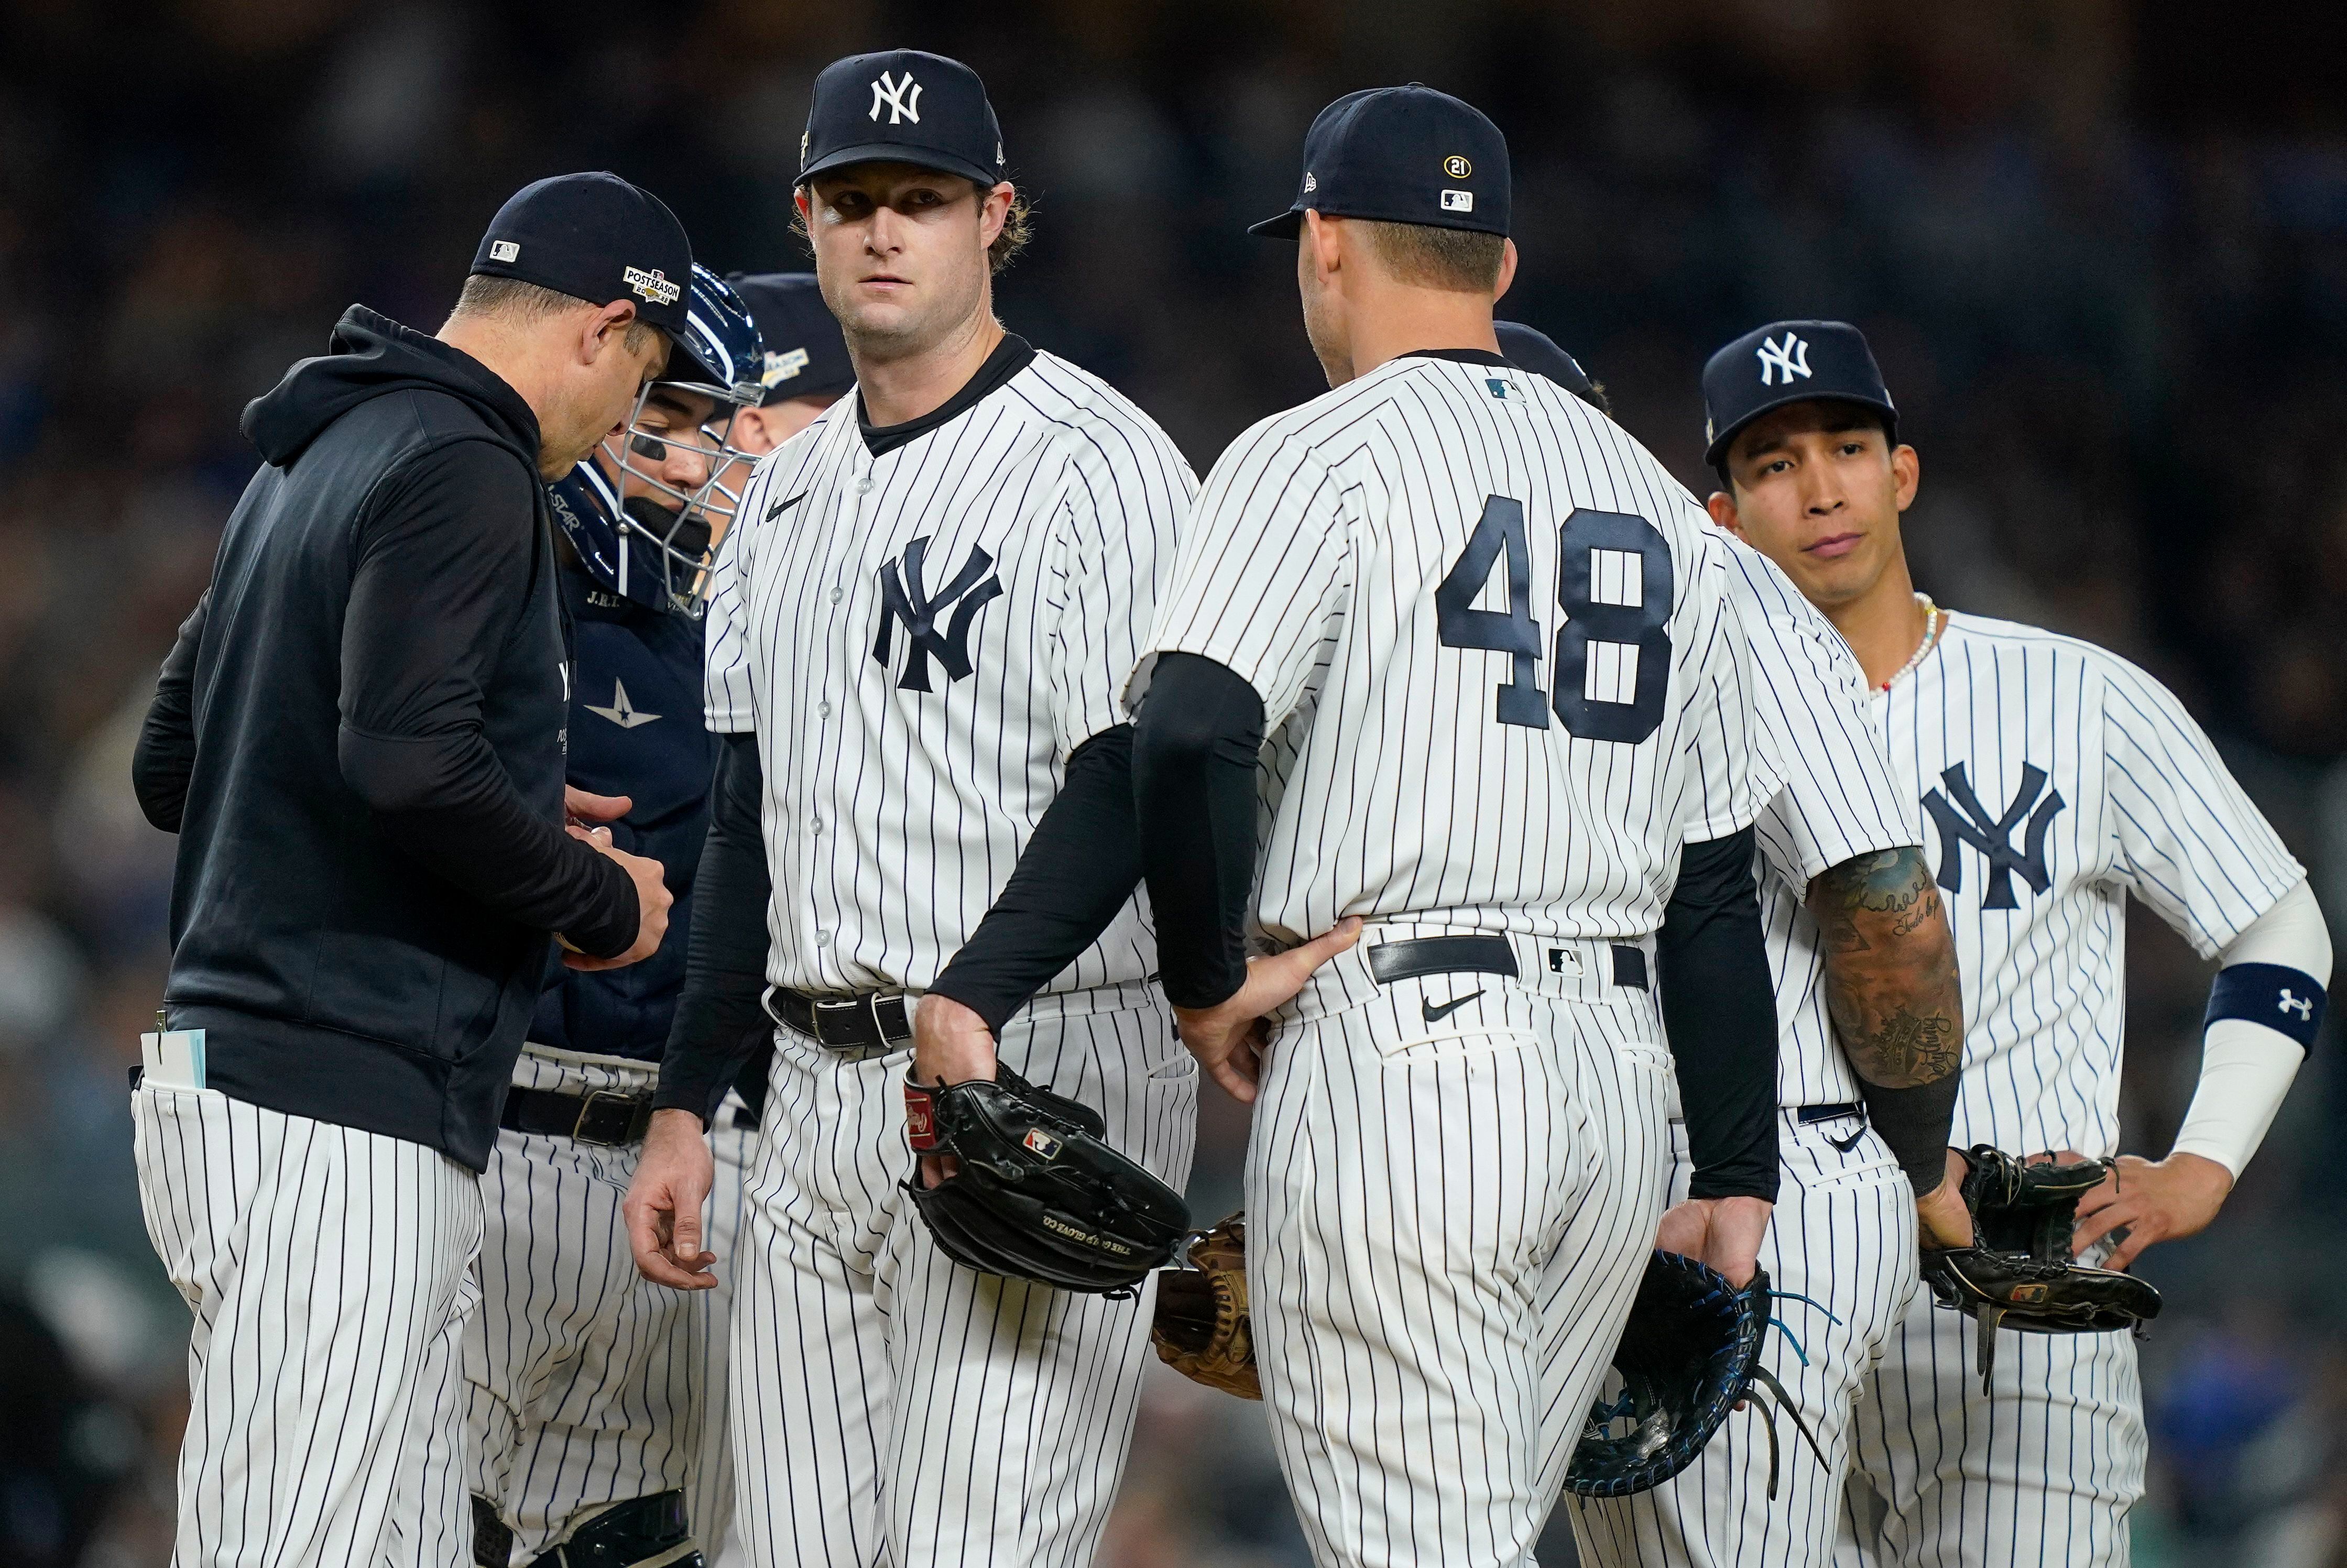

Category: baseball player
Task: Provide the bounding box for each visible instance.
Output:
[1696,320,2332,1567]
[463,264,765,1568]
[619,50,1199,1568]
[1131,86,1798,1568]
[127,173,679,1568]
[681,270,854,1568]
[1492,320,1975,1565]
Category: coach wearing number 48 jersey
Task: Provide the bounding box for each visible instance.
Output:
[129,173,679,1568]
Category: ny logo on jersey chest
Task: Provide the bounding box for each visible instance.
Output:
[1922,761,2066,910]
[872,536,1003,692]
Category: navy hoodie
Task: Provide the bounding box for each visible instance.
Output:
[133,305,640,1171]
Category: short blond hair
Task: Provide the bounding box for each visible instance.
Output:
[1354,220,1505,292]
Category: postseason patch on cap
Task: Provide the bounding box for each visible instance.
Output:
[623,266,682,306]
[761,347,811,388]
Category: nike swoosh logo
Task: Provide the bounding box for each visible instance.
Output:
[1421,991,1484,1024]
[766,490,808,521]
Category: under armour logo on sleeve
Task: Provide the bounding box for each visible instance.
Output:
[872,536,1003,692]
[2280,990,2315,1021]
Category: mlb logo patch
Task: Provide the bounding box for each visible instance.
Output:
[1023,1127,1064,1160]
[488,239,520,263]
[1441,189,1475,213]
[1486,377,1520,401]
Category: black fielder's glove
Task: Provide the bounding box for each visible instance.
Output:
[1919,1145,2163,1387]
[902,1065,1191,1296]
[1566,1254,1824,1500]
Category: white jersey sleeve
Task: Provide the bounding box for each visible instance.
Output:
[704,435,814,736]
[1132,432,1350,727]
[1044,408,1197,756]
[2099,653,2305,957]
[1674,532,1770,849]
[1724,542,1920,890]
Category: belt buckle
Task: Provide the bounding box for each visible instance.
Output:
[572,1088,641,1146]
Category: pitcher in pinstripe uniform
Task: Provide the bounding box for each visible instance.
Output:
[619,51,1201,1568]
[1696,321,2331,1568]
[1130,86,1843,1568]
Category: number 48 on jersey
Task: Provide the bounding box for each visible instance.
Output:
[1435,496,1675,743]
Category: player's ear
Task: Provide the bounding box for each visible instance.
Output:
[1891,443,1920,512]
[583,300,637,365]
[1705,489,1745,536]
[976,180,1014,250]
[1302,210,1340,282]
[1493,238,1518,303]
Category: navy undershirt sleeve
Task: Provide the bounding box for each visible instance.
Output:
[1132,653,1265,1010]
[1658,826,1782,1202]
[653,731,774,1123]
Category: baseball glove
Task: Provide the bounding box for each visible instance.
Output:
[1919,1145,2163,1387]
[902,1065,1191,1296]
[1565,1254,1823,1501]
[1151,1211,1260,1399]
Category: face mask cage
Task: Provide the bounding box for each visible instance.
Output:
[602,375,760,616]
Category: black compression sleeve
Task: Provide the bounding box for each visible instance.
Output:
[926,725,1143,1033]
[1658,827,1782,1202]
[653,732,775,1124]
[1132,653,1265,1010]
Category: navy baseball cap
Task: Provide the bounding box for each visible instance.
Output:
[1495,321,1600,409]
[1702,320,1898,467]
[470,172,694,339]
[798,50,1006,192]
[1251,84,1510,240]
[727,272,855,403]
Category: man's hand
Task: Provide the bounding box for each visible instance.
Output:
[560,827,672,971]
[911,993,997,1189]
[623,1108,717,1290]
[1916,1146,1975,1248]
[1654,1196,1773,1288]
[2071,1151,2232,1271]
[1171,918,1363,1103]
[566,786,633,827]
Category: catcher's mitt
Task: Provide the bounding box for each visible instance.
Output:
[1919,1145,2162,1387]
[1151,1211,1260,1399]
[902,1065,1190,1296]
[1566,1254,1824,1501]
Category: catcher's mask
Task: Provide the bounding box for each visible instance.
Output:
[555,262,765,616]
[1565,1253,1829,1500]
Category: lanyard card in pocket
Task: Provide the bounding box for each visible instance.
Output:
[139,1028,208,1091]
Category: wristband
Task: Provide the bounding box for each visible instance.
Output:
[2204,962,2324,1050]
[1857,1072,1962,1197]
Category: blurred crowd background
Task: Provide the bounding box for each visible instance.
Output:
[6,0,2346,1563]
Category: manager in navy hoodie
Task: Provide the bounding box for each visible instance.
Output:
[126,173,683,1568]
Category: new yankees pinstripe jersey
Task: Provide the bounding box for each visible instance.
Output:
[1871,612,2303,1158]
[1135,352,1763,945]
[1724,538,1927,1106]
[704,346,1195,995]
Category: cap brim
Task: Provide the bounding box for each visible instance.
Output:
[1247,207,1305,239]
[798,143,1003,191]
[1704,393,1899,468]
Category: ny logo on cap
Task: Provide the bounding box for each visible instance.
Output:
[870,71,922,125]
[622,266,681,306]
[1756,332,1812,386]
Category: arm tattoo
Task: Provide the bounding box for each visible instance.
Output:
[1808,847,1963,1088]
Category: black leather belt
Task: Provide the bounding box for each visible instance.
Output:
[1365,934,1649,991]
[1795,1100,1869,1153]
[769,986,914,1051]
[499,1086,654,1146]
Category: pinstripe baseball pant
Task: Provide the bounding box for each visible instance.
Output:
[133,1081,484,1568]
[464,1046,719,1562]
[1567,1115,1920,1567]
[726,989,1196,1568]
[1832,1277,2145,1567]
[1247,933,1674,1568]
[692,1090,761,1568]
